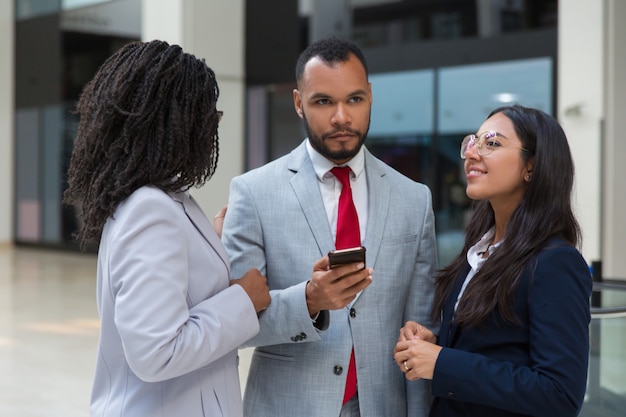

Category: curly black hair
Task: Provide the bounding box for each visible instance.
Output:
[64,39,221,249]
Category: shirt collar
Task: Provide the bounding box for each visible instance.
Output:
[305,138,365,182]
[467,228,502,269]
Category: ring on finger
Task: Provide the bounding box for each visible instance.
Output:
[403,361,409,371]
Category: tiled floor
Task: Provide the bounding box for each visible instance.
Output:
[0,245,253,417]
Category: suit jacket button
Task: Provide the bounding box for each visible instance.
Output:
[447,391,454,397]
[350,308,356,318]
[333,365,343,375]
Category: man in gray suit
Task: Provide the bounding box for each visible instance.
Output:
[222,37,437,417]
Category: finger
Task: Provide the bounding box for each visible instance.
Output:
[314,256,330,271]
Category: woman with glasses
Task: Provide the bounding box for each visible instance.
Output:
[394,104,592,417]
[64,40,270,417]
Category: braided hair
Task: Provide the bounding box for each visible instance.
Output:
[64,40,220,249]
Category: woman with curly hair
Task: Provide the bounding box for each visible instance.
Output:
[394,105,592,417]
[64,39,270,417]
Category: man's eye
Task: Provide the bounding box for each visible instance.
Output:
[316,98,330,105]
[349,97,363,103]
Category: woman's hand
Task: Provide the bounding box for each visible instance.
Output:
[397,320,437,343]
[394,321,441,380]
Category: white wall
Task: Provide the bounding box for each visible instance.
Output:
[0,0,15,245]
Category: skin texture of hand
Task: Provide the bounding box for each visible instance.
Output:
[305,255,373,316]
[398,320,437,343]
[394,320,441,380]
[213,205,227,238]
[231,268,271,313]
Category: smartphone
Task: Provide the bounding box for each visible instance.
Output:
[328,246,366,269]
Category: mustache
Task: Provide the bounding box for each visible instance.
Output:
[322,127,360,139]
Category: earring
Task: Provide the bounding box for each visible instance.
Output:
[525,174,531,181]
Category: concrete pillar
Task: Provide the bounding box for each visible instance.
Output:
[142,0,245,221]
[602,0,626,278]
[558,1,604,267]
[0,0,15,245]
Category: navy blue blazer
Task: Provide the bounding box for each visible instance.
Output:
[430,238,592,417]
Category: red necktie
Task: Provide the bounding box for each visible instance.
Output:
[331,166,360,405]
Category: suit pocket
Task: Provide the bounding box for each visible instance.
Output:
[254,349,294,362]
[381,233,418,247]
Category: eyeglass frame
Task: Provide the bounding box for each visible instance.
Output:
[460,130,529,159]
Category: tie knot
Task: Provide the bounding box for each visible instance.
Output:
[331,166,352,187]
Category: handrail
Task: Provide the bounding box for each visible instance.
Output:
[590,307,626,319]
[591,281,626,318]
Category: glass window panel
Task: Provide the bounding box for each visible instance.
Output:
[15,108,41,242]
[16,0,61,20]
[369,69,434,136]
[438,57,553,134]
[42,105,64,243]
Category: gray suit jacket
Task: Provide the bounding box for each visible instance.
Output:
[91,186,259,417]
[222,141,437,417]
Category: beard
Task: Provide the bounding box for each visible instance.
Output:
[303,110,370,162]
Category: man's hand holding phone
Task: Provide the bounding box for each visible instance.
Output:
[305,246,373,316]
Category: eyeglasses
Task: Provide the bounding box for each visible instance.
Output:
[216,110,224,122]
[460,130,528,159]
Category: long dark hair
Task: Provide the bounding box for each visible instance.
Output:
[432,104,581,327]
[64,40,221,249]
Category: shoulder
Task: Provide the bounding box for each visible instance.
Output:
[535,237,586,265]
[112,186,183,226]
[528,237,592,292]
[118,185,178,209]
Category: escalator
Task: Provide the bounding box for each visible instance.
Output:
[580,281,626,417]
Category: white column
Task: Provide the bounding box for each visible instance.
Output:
[0,0,15,245]
[141,0,245,221]
[558,1,604,266]
[602,0,626,278]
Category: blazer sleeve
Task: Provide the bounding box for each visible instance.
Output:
[222,175,324,347]
[431,244,592,417]
[106,191,259,382]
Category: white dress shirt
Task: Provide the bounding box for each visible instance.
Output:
[455,228,502,311]
[305,139,368,244]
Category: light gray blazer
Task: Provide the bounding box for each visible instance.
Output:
[222,141,438,417]
[91,186,259,417]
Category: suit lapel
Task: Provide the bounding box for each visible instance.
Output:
[362,150,389,270]
[439,265,470,347]
[173,191,230,270]
[288,142,336,255]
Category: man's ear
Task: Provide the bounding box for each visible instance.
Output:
[293,89,304,118]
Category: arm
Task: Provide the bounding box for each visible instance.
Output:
[108,191,259,382]
[221,176,319,347]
